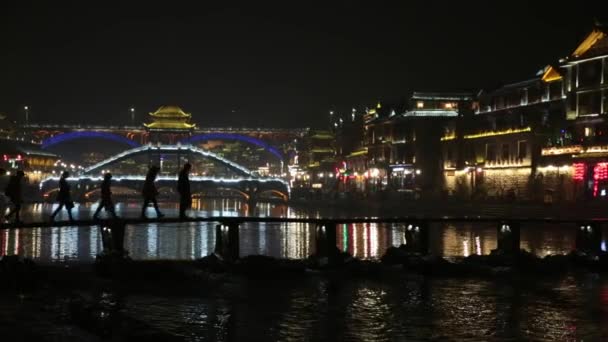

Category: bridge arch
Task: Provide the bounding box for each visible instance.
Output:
[41,131,141,149]
[83,145,254,177]
[258,189,289,202]
[181,133,284,161]
[195,188,251,200]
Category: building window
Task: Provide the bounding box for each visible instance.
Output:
[578,91,602,116]
[548,81,562,100]
[486,143,496,161]
[416,101,424,109]
[501,144,509,160]
[585,126,592,137]
[578,59,602,88]
[518,141,527,159]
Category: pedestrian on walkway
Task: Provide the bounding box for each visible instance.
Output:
[141,165,164,219]
[0,169,11,222]
[177,163,192,219]
[93,173,117,219]
[5,170,25,224]
[50,171,74,221]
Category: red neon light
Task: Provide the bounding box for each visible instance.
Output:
[593,162,608,197]
[2,155,6,161]
[573,163,585,181]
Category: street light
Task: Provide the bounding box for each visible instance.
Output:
[130,107,135,125]
[24,106,29,125]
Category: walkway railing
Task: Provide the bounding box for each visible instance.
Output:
[2,216,606,262]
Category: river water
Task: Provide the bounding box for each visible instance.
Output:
[2,199,606,263]
[2,200,608,340]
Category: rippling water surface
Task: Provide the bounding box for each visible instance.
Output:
[2,200,608,341]
[1,200,605,262]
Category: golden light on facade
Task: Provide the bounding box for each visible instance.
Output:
[541,145,582,156]
[463,127,531,140]
[571,29,606,58]
[442,127,532,141]
[541,65,562,83]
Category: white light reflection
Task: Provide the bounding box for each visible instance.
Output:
[148,223,158,258]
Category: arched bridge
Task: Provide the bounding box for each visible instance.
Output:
[82,144,254,177]
[34,126,304,161]
[40,144,290,202]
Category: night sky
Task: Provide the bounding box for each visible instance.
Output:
[1,1,606,128]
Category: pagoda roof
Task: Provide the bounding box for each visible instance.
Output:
[149,105,192,119]
[144,121,196,129]
[144,105,196,130]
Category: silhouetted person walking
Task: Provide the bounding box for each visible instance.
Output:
[178,163,192,219]
[0,169,9,221]
[141,166,164,219]
[50,171,74,221]
[93,173,117,220]
[5,170,25,224]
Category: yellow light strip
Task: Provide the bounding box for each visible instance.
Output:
[541,145,582,156]
[463,127,531,140]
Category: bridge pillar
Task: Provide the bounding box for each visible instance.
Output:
[403,221,429,255]
[99,220,127,257]
[214,221,240,262]
[496,221,520,254]
[315,221,338,261]
[576,222,602,255]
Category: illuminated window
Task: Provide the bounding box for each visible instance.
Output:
[585,127,592,137]
[444,102,454,109]
[416,101,424,109]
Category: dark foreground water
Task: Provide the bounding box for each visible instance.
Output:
[2,271,608,341]
[1,200,608,341]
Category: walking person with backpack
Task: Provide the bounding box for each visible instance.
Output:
[50,171,74,222]
[141,165,164,219]
[5,170,25,224]
[93,172,117,220]
[177,163,192,220]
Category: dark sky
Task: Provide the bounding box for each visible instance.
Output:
[1,1,606,128]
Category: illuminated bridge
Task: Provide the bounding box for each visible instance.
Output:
[22,124,307,161]
[39,145,290,203]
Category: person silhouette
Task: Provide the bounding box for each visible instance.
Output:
[141,165,164,219]
[177,163,192,219]
[50,171,74,221]
[5,170,25,224]
[93,173,117,220]
[0,169,9,222]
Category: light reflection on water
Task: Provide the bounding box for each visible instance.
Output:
[116,275,608,341]
[0,201,606,263]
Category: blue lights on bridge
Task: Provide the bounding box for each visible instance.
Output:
[41,131,141,149]
[181,133,284,160]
